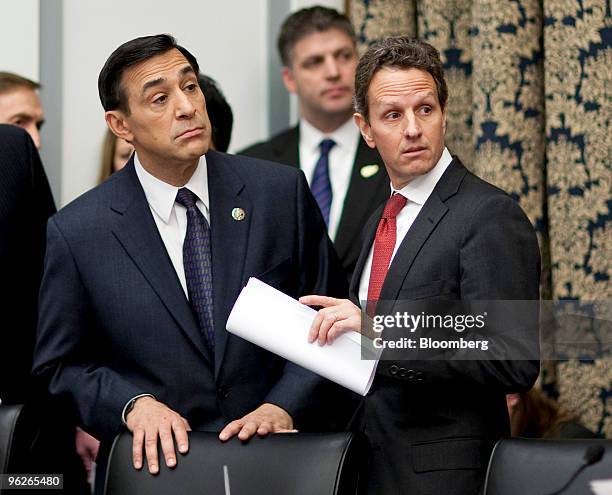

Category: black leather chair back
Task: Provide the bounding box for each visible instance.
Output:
[104,431,367,495]
[0,404,24,475]
[484,438,612,495]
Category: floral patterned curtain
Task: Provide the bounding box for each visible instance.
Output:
[348,0,611,437]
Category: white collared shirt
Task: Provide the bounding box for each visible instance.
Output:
[299,117,360,241]
[358,147,453,305]
[134,153,210,297]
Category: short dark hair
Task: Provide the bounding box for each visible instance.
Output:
[198,74,233,153]
[277,6,356,66]
[354,37,448,120]
[0,72,40,95]
[98,34,199,113]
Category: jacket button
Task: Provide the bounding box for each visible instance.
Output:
[415,371,424,382]
[399,367,407,377]
[389,364,399,375]
[406,369,415,380]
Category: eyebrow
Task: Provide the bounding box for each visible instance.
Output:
[10,112,43,123]
[140,65,195,95]
[376,91,437,107]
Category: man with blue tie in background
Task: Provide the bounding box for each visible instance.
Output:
[240,6,389,280]
[33,34,347,490]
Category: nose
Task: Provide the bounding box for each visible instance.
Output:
[402,113,422,139]
[175,90,196,120]
[324,56,340,79]
[26,125,41,149]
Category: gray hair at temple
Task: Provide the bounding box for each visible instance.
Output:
[353,36,448,120]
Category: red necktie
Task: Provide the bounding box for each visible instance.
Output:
[367,193,407,316]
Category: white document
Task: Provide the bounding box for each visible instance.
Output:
[226,278,379,396]
[591,480,612,495]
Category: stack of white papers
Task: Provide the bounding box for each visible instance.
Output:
[226,278,379,396]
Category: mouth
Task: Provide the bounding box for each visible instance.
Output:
[402,146,428,156]
[323,86,350,98]
[176,127,203,139]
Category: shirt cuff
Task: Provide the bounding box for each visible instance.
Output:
[121,394,155,426]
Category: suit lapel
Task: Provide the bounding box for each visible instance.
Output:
[349,202,385,303]
[206,150,252,378]
[110,161,212,363]
[334,138,388,262]
[379,159,467,302]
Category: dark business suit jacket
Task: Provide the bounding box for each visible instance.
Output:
[350,158,541,495]
[239,125,389,279]
[33,150,347,447]
[0,126,89,493]
[0,125,56,403]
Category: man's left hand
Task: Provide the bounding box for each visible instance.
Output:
[219,403,295,441]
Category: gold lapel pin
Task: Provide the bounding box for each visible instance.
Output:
[231,207,246,221]
[360,164,380,178]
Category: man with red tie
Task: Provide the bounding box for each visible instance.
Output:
[301,37,540,495]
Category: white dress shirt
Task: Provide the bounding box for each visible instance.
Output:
[134,153,210,298]
[358,147,453,305]
[299,117,360,241]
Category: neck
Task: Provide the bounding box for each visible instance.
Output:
[301,108,352,135]
[137,154,199,187]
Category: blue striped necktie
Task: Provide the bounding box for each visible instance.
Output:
[310,138,336,225]
[176,187,215,353]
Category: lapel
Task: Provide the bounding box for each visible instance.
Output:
[334,138,388,262]
[206,150,252,378]
[109,160,212,364]
[272,126,300,169]
[379,158,468,302]
[349,201,385,303]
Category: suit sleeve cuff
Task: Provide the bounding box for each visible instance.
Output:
[121,394,155,426]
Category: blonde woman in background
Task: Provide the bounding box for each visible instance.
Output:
[98,129,134,183]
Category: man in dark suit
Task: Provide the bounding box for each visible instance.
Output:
[0,125,91,493]
[0,124,55,404]
[302,37,540,494]
[240,6,389,278]
[33,34,346,485]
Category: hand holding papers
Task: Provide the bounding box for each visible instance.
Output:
[226,278,379,396]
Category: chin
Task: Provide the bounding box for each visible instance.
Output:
[323,101,353,116]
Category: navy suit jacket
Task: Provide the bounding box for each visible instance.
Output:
[350,158,541,495]
[33,150,347,442]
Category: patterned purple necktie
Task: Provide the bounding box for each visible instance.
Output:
[310,138,336,226]
[176,188,214,353]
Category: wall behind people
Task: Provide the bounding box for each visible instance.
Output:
[0,0,39,79]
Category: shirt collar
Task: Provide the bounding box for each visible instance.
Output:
[394,147,453,205]
[299,116,359,155]
[134,153,209,223]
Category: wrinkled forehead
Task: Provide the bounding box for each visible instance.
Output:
[368,67,438,103]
